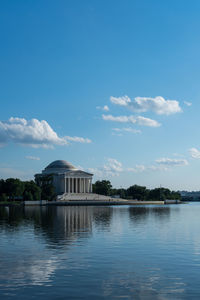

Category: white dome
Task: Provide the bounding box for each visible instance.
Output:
[43,160,77,173]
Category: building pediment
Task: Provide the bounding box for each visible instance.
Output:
[63,170,93,177]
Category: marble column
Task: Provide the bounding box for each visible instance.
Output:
[90,179,92,193]
[64,176,66,193]
[72,177,74,193]
[68,178,70,193]
[81,178,83,193]
[83,178,85,193]
[86,179,88,193]
[76,178,78,193]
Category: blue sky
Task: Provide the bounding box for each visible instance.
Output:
[1,0,200,190]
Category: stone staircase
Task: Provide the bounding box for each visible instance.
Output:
[56,193,121,201]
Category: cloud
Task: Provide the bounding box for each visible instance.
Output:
[127,164,169,173]
[136,116,160,127]
[25,156,40,161]
[127,165,146,173]
[110,95,131,106]
[112,127,141,134]
[65,136,91,143]
[96,105,109,111]
[102,114,160,127]
[104,158,123,173]
[0,117,92,148]
[155,157,189,166]
[189,148,200,159]
[89,155,188,179]
[88,158,123,178]
[184,101,192,107]
[110,95,182,115]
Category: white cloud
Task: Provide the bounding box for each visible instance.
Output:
[87,167,104,178]
[102,114,135,123]
[155,157,189,166]
[112,127,141,134]
[25,156,40,161]
[89,155,188,179]
[96,105,109,111]
[65,136,91,143]
[110,95,182,115]
[88,158,123,178]
[102,114,160,127]
[184,101,192,107]
[189,148,200,159]
[0,117,92,148]
[110,95,131,106]
[136,116,160,127]
[103,105,109,111]
[127,165,146,173]
[104,158,123,173]
[127,164,169,173]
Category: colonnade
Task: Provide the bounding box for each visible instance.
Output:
[64,177,92,193]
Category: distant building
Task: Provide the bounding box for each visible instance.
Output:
[35,160,93,195]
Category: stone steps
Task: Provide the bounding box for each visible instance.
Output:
[57,193,120,201]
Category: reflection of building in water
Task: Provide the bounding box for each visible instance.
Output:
[23,206,93,245]
[0,206,113,245]
[56,206,92,234]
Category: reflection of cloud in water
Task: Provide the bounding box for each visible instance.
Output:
[0,206,95,288]
[102,268,186,299]
[0,257,58,287]
[0,206,114,289]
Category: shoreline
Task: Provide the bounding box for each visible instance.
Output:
[0,200,173,206]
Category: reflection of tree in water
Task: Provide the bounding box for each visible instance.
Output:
[0,206,25,232]
[0,206,94,247]
[92,206,113,229]
[129,206,171,223]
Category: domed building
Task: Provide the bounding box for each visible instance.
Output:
[35,160,93,195]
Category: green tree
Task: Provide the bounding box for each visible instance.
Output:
[23,191,33,201]
[23,181,41,200]
[127,185,147,200]
[93,180,112,196]
[148,188,173,201]
[0,193,8,202]
[4,178,24,200]
[0,179,5,195]
[35,175,55,201]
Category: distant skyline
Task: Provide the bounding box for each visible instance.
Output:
[1,0,200,190]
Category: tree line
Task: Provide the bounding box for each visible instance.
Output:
[0,177,181,202]
[0,175,55,202]
[92,180,181,201]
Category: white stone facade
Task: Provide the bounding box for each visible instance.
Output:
[35,160,93,195]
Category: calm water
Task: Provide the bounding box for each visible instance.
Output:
[0,203,200,299]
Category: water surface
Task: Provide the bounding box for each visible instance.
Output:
[0,203,200,299]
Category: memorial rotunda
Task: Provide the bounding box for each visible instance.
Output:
[35,160,93,195]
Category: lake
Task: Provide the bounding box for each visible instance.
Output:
[0,203,200,299]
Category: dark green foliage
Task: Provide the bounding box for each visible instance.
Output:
[23,181,41,200]
[93,180,112,196]
[92,180,181,200]
[127,185,147,200]
[0,193,8,201]
[4,178,25,200]
[0,178,42,201]
[35,175,55,201]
